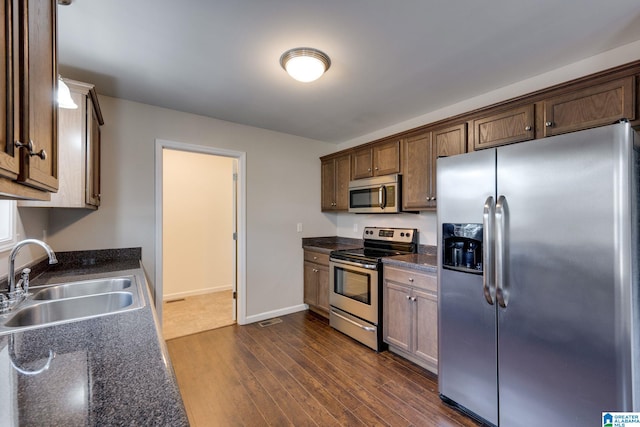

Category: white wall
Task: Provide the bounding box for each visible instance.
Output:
[44,97,337,320]
[162,150,234,299]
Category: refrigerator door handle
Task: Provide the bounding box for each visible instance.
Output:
[495,195,508,308]
[482,196,496,305]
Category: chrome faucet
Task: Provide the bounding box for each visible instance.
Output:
[7,239,58,299]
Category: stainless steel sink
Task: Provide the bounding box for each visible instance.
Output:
[4,292,134,327]
[32,277,132,300]
[0,274,146,335]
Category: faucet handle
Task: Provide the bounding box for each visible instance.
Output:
[20,268,31,294]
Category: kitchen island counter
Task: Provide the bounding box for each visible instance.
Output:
[0,249,188,426]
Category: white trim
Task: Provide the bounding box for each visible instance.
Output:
[243,304,308,325]
[154,139,247,325]
[163,285,233,301]
[0,200,17,253]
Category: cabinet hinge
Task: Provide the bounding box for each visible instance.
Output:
[233,291,237,299]
[232,232,237,240]
[233,173,238,181]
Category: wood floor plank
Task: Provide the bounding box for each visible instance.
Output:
[166,310,482,427]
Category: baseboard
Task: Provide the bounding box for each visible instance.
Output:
[240,304,308,325]
[163,285,233,301]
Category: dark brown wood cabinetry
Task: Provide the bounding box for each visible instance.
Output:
[19,79,104,209]
[303,250,330,318]
[321,153,350,211]
[541,77,635,137]
[0,0,57,199]
[352,139,400,179]
[471,104,534,150]
[402,124,466,211]
[321,61,640,212]
[383,265,438,373]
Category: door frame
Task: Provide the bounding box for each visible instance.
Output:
[154,139,247,325]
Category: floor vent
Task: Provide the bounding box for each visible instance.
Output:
[259,318,283,327]
[166,298,186,304]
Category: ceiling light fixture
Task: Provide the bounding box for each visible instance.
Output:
[57,76,78,109]
[279,48,331,83]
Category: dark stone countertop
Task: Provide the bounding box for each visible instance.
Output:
[302,236,363,254]
[0,248,188,427]
[383,253,438,273]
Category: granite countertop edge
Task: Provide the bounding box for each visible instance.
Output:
[0,248,188,426]
[302,236,438,271]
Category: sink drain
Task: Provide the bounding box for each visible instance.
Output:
[258,318,282,327]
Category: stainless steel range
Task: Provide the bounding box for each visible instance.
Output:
[329,227,417,351]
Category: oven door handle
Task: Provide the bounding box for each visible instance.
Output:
[329,259,378,270]
[332,310,376,332]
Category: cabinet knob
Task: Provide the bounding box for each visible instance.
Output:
[375,167,379,171]
[411,297,417,302]
[406,295,411,300]
[545,121,553,127]
[367,168,371,172]
[525,125,532,131]
[313,256,317,260]
[15,140,46,160]
[408,277,414,282]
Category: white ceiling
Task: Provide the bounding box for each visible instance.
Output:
[57,1,640,143]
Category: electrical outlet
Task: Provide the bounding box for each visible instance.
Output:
[297,223,303,233]
[353,224,358,233]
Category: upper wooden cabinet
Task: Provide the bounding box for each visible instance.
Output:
[0,0,57,200]
[321,153,350,211]
[20,79,104,209]
[352,139,400,179]
[472,104,535,150]
[542,77,635,137]
[402,124,466,211]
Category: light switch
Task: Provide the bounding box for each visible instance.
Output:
[297,223,303,233]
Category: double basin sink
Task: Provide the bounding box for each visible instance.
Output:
[0,275,146,335]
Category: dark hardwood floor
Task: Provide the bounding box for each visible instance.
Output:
[166,310,482,427]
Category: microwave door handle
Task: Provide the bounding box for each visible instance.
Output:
[379,185,386,209]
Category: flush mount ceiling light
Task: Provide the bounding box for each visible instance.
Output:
[57,76,78,109]
[279,48,331,83]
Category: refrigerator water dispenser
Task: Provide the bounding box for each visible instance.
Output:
[442,223,483,274]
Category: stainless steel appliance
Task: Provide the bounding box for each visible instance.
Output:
[437,122,639,426]
[329,227,417,350]
[348,174,402,213]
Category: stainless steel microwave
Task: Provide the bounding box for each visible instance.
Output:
[348,174,402,213]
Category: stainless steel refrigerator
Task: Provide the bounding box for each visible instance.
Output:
[436,122,639,426]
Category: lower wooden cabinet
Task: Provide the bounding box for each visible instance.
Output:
[383,265,438,373]
[303,250,330,318]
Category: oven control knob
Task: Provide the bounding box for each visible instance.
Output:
[406,232,411,239]
[400,232,405,237]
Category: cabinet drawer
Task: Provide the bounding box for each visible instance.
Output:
[384,266,437,293]
[304,250,330,266]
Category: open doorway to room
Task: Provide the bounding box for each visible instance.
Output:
[155,140,246,340]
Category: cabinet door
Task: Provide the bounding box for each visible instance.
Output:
[303,261,319,306]
[383,281,412,352]
[373,140,400,176]
[17,0,58,191]
[543,77,635,137]
[413,288,438,369]
[352,147,373,179]
[316,263,330,313]
[320,158,336,211]
[0,0,19,180]
[333,154,350,211]
[431,124,467,208]
[86,100,101,206]
[402,132,431,211]
[472,105,534,150]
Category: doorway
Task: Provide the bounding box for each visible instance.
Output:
[154,139,247,338]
